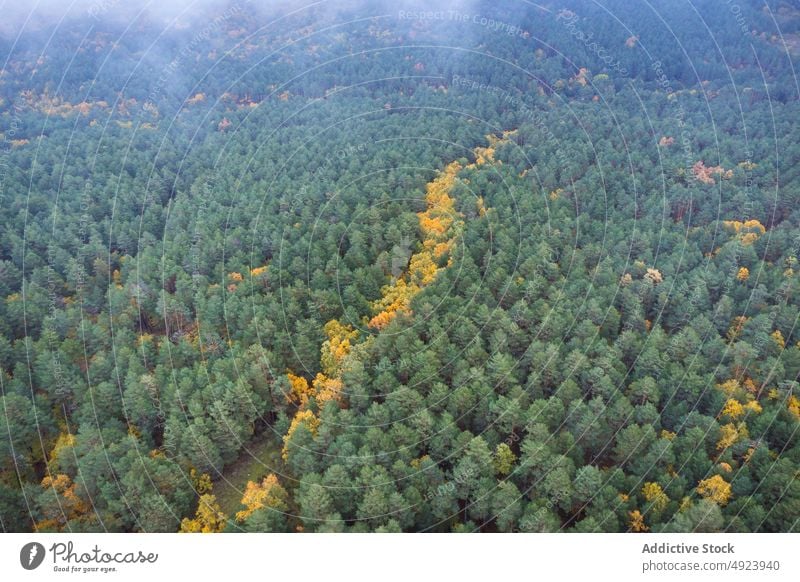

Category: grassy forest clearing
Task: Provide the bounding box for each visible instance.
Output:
[1,0,799,534]
[214,437,283,519]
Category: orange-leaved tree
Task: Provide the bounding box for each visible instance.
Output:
[235,474,289,522]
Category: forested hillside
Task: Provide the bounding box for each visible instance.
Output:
[1,0,799,533]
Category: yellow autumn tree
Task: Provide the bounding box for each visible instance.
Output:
[720,398,744,421]
[180,494,227,532]
[771,329,785,349]
[235,474,289,522]
[744,400,762,414]
[408,250,440,286]
[642,482,669,512]
[282,410,320,460]
[49,432,76,465]
[418,211,453,238]
[717,423,739,451]
[723,219,765,241]
[697,475,732,505]
[476,196,487,216]
[369,278,418,330]
[717,379,741,397]
[190,468,213,494]
[472,146,495,166]
[493,443,517,476]
[788,395,800,419]
[717,422,743,450]
[629,510,648,532]
[312,373,343,406]
[320,320,358,376]
[286,372,313,407]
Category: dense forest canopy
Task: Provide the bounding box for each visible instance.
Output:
[1,0,799,533]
